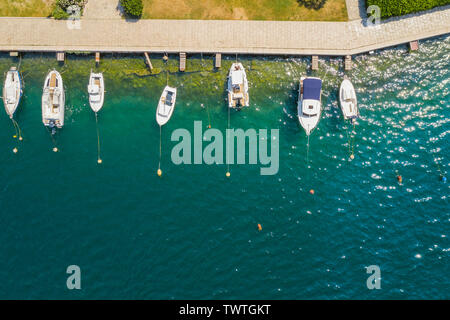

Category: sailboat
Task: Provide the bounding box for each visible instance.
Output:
[88,71,104,113]
[42,70,65,132]
[339,77,358,122]
[298,77,322,136]
[227,62,249,108]
[156,86,177,126]
[2,67,23,119]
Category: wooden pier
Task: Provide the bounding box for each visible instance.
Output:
[215,53,222,68]
[409,40,419,51]
[56,51,65,62]
[345,55,352,71]
[311,56,319,70]
[144,52,153,72]
[179,52,186,72]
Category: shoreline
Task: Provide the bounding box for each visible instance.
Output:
[0,5,448,57]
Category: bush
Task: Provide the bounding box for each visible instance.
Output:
[297,0,327,10]
[366,0,450,19]
[120,0,143,18]
[52,0,87,20]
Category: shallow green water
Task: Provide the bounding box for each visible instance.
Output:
[0,36,448,299]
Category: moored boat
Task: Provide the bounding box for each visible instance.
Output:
[42,70,65,131]
[2,67,22,119]
[156,86,177,126]
[227,62,249,109]
[88,71,104,113]
[339,77,358,122]
[298,77,322,136]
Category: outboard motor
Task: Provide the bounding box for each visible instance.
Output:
[49,120,56,135]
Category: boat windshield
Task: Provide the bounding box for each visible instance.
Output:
[166,92,173,106]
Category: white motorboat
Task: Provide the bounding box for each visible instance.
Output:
[298,77,322,136]
[88,71,104,113]
[156,85,177,126]
[227,62,249,108]
[42,70,65,130]
[2,67,22,119]
[339,77,358,122]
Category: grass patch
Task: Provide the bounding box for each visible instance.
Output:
[142,0,348,21]
[0,0,53,17]
[366,0,450,19]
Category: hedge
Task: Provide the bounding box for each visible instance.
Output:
[120,0,143,18]
[366,0,450,18]
[52,0,87,19]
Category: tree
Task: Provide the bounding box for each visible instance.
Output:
[120,0,144,18]
[297,0,327,10]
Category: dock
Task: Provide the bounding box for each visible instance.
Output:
[409,40,419,51]
[311,56,319,70]
[215,53,222,68]
[179,53,186,72]
[144,52,153,72]
[0,6,448,56]
[345,55,352,71]
[56,52,65,62]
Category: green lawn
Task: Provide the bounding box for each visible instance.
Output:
[142,0,348,21]
[0,0,53,17]
[0,0,348,22]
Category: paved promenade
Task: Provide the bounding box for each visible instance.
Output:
[0,5,448,56]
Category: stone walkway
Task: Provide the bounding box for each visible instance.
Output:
[0,5,448,56]
[345,0,366,21]
[83,0,122,20]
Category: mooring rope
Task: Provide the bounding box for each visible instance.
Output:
[45,126,58,152]
[95,112,102,164]
[226,104,231,177]
[157,125,163,177]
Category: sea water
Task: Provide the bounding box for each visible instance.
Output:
[0,35,448,299]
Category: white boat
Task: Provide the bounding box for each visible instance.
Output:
[298,77,322,136]
[339,77,358,122]
[42,70,65,130]
[156,86,177,126]
[88,71,104,113]
[2,67,22,119]
[227,62,249,108]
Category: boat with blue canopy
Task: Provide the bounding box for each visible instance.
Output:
[298,77,322,136]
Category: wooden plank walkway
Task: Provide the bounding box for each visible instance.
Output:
[0,6,448,56]
[179,52,186,72]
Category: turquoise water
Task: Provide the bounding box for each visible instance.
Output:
[0,36,448,299]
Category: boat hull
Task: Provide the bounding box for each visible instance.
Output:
[227,62,249,108]
[298,77,322,136]
[42,70,65,128]
[88,72,105,113]
[2,68,22,119]
[339,79,358,120]
[156,86,177,126]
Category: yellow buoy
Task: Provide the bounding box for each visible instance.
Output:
[53,147,58,153]
[97,159,103,164]
[157,169,162,177]
[13,147,18,153]
[226,172,230,178]
[13,135,17,139]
